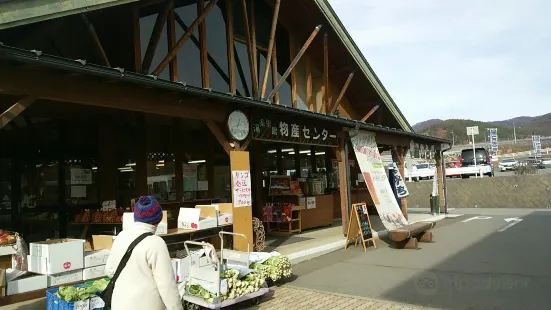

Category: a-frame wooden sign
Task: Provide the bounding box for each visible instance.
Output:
[344,203,377,252]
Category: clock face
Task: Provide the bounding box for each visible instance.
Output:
[227,110,250,141]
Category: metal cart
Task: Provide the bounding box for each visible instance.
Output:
[180,232,269,309]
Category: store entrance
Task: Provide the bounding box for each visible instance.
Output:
[252,141,344,255]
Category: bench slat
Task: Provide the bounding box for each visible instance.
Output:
[389,221,436,242]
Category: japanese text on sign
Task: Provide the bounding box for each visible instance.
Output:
[232,170,252,208]
[70,168,92,185]
[252,116,338,146]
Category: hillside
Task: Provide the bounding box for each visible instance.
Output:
[412,119,442,131]
[413,113,551,144]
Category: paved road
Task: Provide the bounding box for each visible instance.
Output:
[265,209,551,310]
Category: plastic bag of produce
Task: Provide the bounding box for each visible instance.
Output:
[249,251,281,264]
[11,235,28,271]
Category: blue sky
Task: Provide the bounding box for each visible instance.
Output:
[329,0,551,125]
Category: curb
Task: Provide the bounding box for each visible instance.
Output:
[288,214,453,265]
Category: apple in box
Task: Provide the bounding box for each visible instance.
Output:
[177,208,217,230]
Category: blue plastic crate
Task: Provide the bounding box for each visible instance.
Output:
[46,284,104,310]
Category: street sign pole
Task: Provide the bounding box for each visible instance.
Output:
[467,126,479,178]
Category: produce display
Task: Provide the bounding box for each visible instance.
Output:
[250,255,292,282]
[0,230,16,245]
[184,269,265,304]
[74,209,123,223]
[54,285,99,302]
[88,278,110,292]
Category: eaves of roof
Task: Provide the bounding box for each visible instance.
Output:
[0,43,450,145]
[313,0,414,133]
[0,0,138,30]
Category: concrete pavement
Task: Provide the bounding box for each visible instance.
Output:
[271,209,551,310]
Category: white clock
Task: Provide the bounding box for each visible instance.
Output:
[227,110,250,141]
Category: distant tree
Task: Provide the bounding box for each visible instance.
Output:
[436,128,447,139]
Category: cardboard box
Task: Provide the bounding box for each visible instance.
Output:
[29,239,84,274]
[47,269,83,287]
[123,211,168,235]
[5,269,47,296]
[171,258,189,283]
[216,203,234,226]
[83,265,106,281]
[84,250,110,268]
[177,208,217,230]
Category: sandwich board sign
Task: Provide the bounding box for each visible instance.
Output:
[344,203,377,252]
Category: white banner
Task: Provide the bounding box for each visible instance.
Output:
[390,162,409,198]
[350,131,408,230]
[232,170,252,208]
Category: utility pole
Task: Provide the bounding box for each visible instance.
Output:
[513,122,517,144]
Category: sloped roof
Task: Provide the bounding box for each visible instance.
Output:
[314,0,413,132]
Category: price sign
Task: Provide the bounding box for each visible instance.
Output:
[232,170,252,208]
[306,197,316,209]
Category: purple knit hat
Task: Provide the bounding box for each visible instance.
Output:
[134,196,163,225]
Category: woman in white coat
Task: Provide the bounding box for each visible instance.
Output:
[105,196,183,310]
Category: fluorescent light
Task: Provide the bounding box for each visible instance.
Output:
[117,167,129,170]
[282,148,294,152]
[158,160,165,163]
[120,168,133,172]
[92,167,98,170]
[126,162,136,167]
[288,152,295,155]
[299,150,310,154]
[156,163,165,167]
[188,160,206,164]
[267,150,277,154]
[315,152,326,155]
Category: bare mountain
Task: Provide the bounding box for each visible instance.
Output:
[413,113,551,144]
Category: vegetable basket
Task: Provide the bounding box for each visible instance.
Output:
[46,284,104,310]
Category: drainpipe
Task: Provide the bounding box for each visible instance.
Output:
[441,143,453,214]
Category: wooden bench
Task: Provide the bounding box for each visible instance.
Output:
[388,221,436,249]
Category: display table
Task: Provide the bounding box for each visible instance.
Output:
[264,206,303,236]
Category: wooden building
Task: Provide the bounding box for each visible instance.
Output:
[0,0,450,245]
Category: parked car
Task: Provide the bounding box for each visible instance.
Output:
[414,163,436,180]
[498,158,518,171]
[526,156,545,169]
[459,148,494,178]
[445,161,461,177]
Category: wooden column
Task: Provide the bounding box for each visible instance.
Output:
[337,134,349,235]
[435,150,444,213]
[230,151,254,251]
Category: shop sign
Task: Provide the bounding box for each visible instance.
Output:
[232,170,252,208]
[306,197,316,209]
[251,116,338,147]
[350,131,408,231]
[390,163,409,198]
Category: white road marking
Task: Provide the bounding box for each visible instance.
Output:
[497,217,523,232]
[462,216,492,223]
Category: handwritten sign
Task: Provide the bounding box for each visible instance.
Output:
[232,170,252,208]
[345,203,376,252]
[70,168,92,185]
[351,131,408,231]
[306,197,316,209]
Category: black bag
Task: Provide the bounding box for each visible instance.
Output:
[100,232,153,307]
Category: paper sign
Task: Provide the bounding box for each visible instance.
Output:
[70,186,86,198]
[183,164,198,191]
[74,299,90,310]
[232,170,252,208]
[70,168,92,185]
[198,180,209,191]
[306,197,316,209]
[90,297,105,309]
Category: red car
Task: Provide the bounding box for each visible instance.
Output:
[445,161,460,177]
